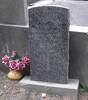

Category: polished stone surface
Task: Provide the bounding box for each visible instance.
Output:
[29,6,69,83]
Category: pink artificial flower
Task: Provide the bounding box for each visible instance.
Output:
[22,56,30,65]
[11,51,17,57]
[2,55,10,64]
[9,60,19,70]
[16,61,26,70]
[9,60,26,71]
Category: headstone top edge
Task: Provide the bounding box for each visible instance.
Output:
[28,0,69,10]
[28,5,69,10]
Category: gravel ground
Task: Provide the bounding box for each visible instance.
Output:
[0,71,88,100]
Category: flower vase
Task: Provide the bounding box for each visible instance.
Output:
[7,70,23,80]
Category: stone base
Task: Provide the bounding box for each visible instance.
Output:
[19,77,79,100]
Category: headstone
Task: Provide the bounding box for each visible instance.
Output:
[69,31,88,86]
[0,0,28,25]
[28,6,69,83]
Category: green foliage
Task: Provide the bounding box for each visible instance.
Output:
[2,46,10,56]
[11,53,21,60]
[2,46,21,60]
[80,84,88,92]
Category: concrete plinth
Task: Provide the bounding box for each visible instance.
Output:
[20,77,79,100]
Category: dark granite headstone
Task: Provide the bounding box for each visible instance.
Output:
[29,6,69,83]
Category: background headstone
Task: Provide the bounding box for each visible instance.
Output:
[29,6,69,83]
[0,0,28,25]
[69,31,88,86]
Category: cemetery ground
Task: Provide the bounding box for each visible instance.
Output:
[0,71,87,100]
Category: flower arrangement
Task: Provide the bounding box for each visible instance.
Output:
[2,50,30,71]
[1,49,30,80]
